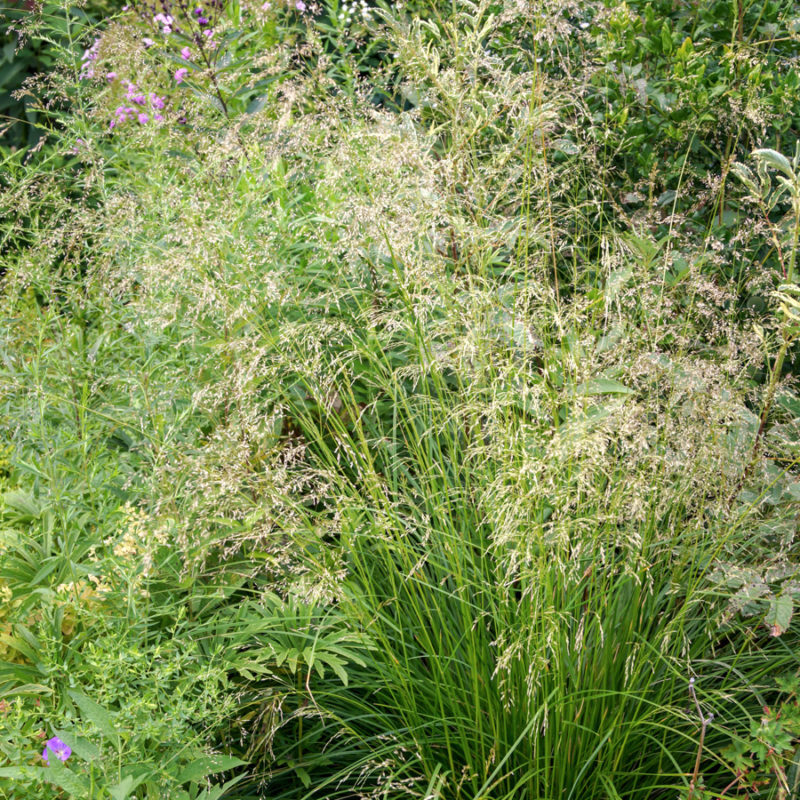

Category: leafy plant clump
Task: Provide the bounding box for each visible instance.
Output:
[1,1,799,799]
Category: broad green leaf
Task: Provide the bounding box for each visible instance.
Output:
[198,774,248,799]
[730,162,759,194]
[754,148,794,178]
[176,755,247,784]
[766,594,793,636]
[67,690,120,746]
[43,756,91,796]
[295,766,311,788]
[108,773,149,800]
[52,728,101,761]
[0,633,39,663]
[2,489,41,518]
[572,378,635,396]
[0,767,27,779]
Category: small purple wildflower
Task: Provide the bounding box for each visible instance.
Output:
[143,37,154,48]
[153,112,164,122]
[203,28,213,37]
[193,7,203,15]
[295,0,306,10]
[174,67,189,84]
[42,737,71,764]
[137,112,149,124]
[261,1,271,8]
[106,72,117,82]
[79,37,100,79]
[197,16,209,25]
[181,46,192,60]
[150,94,166,110]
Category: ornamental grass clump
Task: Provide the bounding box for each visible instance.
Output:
[1,0,799,798]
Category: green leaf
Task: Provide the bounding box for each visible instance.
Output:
[43,756,91,796]
[176,755,247,784]
[572,378,635,396]
[197,774,249,800]
[322,653,349,686]
[246,96,270,114]
[0,767,27,779]
[2,489,41,518]
[754,148,794,178]
[67,690,120,746]
[720,739,754,773]
[52,728,101,762]
[295,766,311,788]
[766,593,793,636]
[0,682,53,699]
[660,22,672,54]
[108,773,150,800]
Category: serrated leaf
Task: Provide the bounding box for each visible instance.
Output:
[322,653,349,686]
[766,593,793,636]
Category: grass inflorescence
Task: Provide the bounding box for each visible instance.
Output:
[1,1,800,798]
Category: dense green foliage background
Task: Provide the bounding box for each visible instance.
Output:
[1,1,800,799]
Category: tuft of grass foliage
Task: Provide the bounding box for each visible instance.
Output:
[1,1,800,799]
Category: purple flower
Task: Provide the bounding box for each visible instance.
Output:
[203,28,213,37]
[137,112,149,124]
[154,112,164,122]
[197,16,209,25]
[42,737,71,764]
[174,67,189,84]
[150,94,166,109]
[295,0,306,10]
[106,72,117,82]
[193,7,203,14]
[143,37,154,48]
[181,46,192,59]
